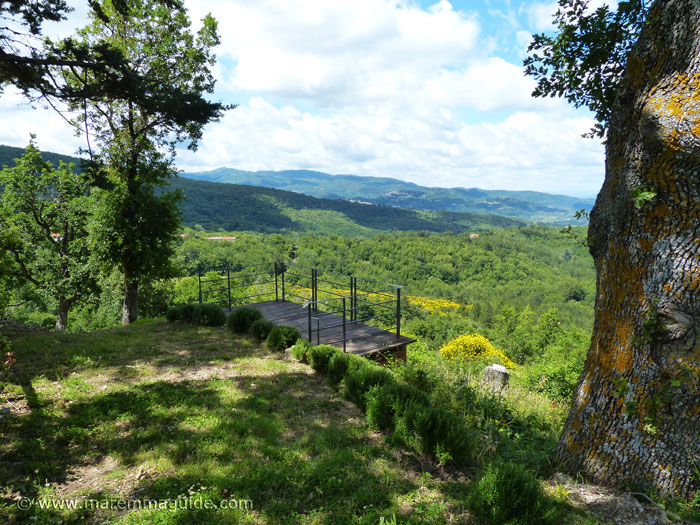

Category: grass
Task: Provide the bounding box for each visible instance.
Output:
[0,321,479,524]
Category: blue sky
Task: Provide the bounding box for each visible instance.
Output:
[0,0,610,197]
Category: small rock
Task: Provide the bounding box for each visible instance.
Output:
[481,364,509,393]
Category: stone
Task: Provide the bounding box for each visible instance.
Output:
[481,364,509,393]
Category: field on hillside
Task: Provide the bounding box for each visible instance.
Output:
[0,320,607,524]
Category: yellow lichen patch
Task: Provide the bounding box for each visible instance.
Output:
[613,347,634,374]
[639,236,655,252]
[663,283,673,293]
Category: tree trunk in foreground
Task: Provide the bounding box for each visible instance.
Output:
[55,300,69,331]
[122,276,139,325]
[556,0,700,498]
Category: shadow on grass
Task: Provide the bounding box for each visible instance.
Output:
[0,369,432,524]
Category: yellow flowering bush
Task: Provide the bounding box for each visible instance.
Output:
[407,296,470,315]
[439,334,516,369]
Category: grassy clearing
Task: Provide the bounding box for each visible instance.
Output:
[1,321,479,524]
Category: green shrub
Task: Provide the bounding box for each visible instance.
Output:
[266,325,302,351]
[249,318,275,339]
[342,359,395,411]
[165,304,182,322]
[396,403,476,465]
[468,460,556,524]
[308,345,341,374]
[366,382,430,431]
[291,339,312,362]
[392,361,434,394]
[165,303,225,326]
[192,303,226,326]
[327,352,351,388]
[227,306,263,333]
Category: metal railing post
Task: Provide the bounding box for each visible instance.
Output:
[312,268,318,311]
[282,266,286,301]
[342,297,347,353]
[274,262,279,301]
[350,276,354,321]
[227,268,232,309]
[198,274,202,304]
[316,318,320,346]
[396,287,401,338]
[307,304,312,343]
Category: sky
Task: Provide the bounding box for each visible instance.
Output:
[0,0,611,198]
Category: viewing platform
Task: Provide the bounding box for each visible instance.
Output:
[196,263,416,359]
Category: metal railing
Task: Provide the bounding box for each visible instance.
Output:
[196,262,402,351]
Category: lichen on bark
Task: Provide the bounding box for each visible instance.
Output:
[556,0,700,499]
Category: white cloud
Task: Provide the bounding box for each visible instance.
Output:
[0,0,606,197]
[177,96,604,197]
[525,1,559,32]
[0,88,84,157]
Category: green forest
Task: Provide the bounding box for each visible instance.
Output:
[2,0,700,521]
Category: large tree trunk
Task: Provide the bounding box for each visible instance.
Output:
[122,274,139,325]
[556,0,700,498]
[55,300,69,331]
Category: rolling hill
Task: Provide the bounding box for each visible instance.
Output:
[180,167,596,223]
[0,145,525,235]
[169,177,525,235]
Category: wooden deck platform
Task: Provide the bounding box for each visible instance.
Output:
[248,300,415,356]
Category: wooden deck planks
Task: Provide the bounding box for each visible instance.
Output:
[246,300,415,356]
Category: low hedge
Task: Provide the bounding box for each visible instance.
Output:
[295,341,475,466]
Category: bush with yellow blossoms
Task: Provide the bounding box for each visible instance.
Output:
[439,334,516,369]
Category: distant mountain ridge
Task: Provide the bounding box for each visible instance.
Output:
[180,167,595,223]
[0,144,525,235]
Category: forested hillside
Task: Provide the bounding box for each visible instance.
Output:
[180,166,595,223]
[170,177,525,234]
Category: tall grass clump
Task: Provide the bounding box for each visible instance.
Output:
[227,306,263,333]
[467,460,557,524]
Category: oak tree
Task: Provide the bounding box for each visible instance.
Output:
[60,0,227,324]
[0,141,97,329]
[527,0,700,497]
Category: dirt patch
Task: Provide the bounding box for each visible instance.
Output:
[546,473,695,525]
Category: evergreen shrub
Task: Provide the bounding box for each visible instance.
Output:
[192,303,226,326]
[248,318,274,340]
[308,344,341,374]
[327,352,350,388]
[366,382,430,431]
[468,460,555,524]
[395,402,476,465]
[165,303,225,326]
[291,339,312,362]
[342,360,395,411]
[266,325,302,351]
[227,306,263,333]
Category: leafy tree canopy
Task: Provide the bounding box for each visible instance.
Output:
[523,0,648,137]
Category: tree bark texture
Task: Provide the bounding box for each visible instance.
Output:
[556,0,700,498]
[122,276,138,325]
[55,300,69,331]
